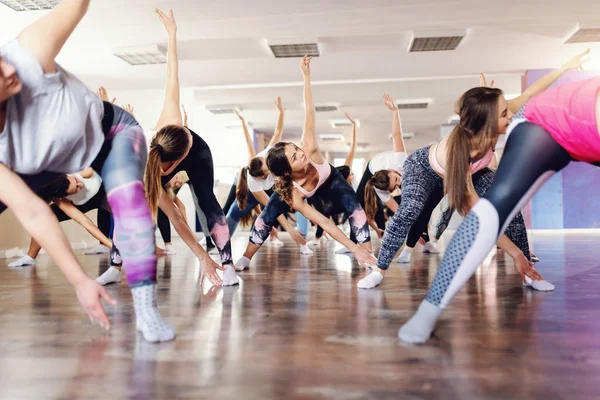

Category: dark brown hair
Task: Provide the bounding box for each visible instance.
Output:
[446,87,503,216]
[145,125,190,219]
[364,170,392,220]
[266,142,294,206]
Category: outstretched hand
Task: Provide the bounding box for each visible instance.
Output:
[274,96,285,113]
[96,86,115,103]
[383,94,397,111]
[122,104,134,116]
[561,48,591,72]
[74,278,117,330]
[155,8,177,35]
[181,104,188,126]
[301,55,312,76]
[479,73,495,88]
[344,112,356,125]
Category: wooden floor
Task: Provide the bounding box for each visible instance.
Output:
[1,233,600,400]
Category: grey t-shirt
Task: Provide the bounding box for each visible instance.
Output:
[0,38,105,175]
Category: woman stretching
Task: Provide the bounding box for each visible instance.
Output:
[235,56,377,270]
[309,111,357,248]
[144,9,238,286]
[226,100,310,253]
[399,60,596,344]
[358,50,588,290]
[0,0,176,341]
[357,94,439,261]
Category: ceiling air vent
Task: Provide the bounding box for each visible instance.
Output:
[563,23,600,44]
[408,30,466,52]
[114,45,167,66]
[0,0,59,11]
[396,98,431,110]
[330,119,360,128]
[320,133,345,142]
[270,43,320,58]
[206,105,242,115]
[315,104,339,113]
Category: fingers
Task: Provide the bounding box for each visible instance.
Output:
[479,73,486,87]
[489,79,495,88]
[216,264,226,271]
[526,267,543,281]
[111,97,116,104]
[100,287,117,305]
[90,303,110,330]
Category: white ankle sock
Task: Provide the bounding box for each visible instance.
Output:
[222,265,240,286]
[422,242,440,254]
[300,244,314,255]
[398,300,442,344]
[95,267,122,286]
[269,237,284,247]
[397,248,413,263]
[357,270,384,289]
[131,284,175,343]
[235,256,251,271]
[164,245,176,255]
[523,276,555,292]
[307,239,320,247]
[8,255,36,268]
[85,245,109,255]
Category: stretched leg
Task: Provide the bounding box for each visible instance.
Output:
[157,208,171,245]
[226,191,259,236]
[399,123,572,344]
[236,192,291,270]
[222,173,239,216]
[101,106,174,343]
[433,198,453,241]
[406,184,444,251]
[360,150,441,288]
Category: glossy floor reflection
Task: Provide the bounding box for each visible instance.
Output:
[1,233,600,399]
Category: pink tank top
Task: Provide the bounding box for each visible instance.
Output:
[522,76,600,163]
[430,143,494,176]
[292,157,331,198]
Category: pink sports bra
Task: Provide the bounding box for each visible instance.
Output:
[292,157,331,198]
[430,143,494,176]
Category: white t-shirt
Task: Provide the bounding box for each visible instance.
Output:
[247,145,275,193]
[0,39,105,175]
[67,170,103,206]
[368,151,407,202]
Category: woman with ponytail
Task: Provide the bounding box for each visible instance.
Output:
[144,9,239,288]
[356,95,439,263]
[235,56,377,271]
[224,101,310,253]
[358,50,589,290]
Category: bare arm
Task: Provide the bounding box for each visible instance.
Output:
[158,191,206,259]
[299,56,319,156]
[17,0,90,73]
[268,97,286,147]
[383,94,405,153]
[55,200,112,248]
[234,110,256,160]
[153,9,183,131]
[173,196,189,228]
[507,49,590,113]
[343,112,357,166]
[0,164,114,327]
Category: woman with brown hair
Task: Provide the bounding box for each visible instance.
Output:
[357,50,589,290]
[144,9,239,286]
[235,56,377,271]
[225,100,310,253]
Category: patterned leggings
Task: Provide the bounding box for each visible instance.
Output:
[249,165,371,246]
[376,146,531,271]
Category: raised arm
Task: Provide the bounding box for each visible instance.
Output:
[17,0,90,73]
[299,56,319,155]
[181,105,188,127]
[506,49,589,112]
[0,164,114,328]
[55,200,112,248]
[153,9,183,131]
[343,112,357,166]
[268,97,286,147]
[383,94,406,153]
[233,110,256,161]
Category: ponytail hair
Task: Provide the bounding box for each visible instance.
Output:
[266,142,295,206]
[445,87,502,216]
[236,167,250,211]
[144,125,190,219]
[364,170,392,220]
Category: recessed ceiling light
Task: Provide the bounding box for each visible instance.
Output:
[0,0,59,11]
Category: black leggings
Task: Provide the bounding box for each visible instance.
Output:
[97,207,113,242]
[425,122,573,307]
[222,173,238,216]
[157,208,171,243]
[162,131,232,265]
[249,165,371,246]
[356,163,432,246]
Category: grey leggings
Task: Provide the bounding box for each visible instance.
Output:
[376,146,531,270]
